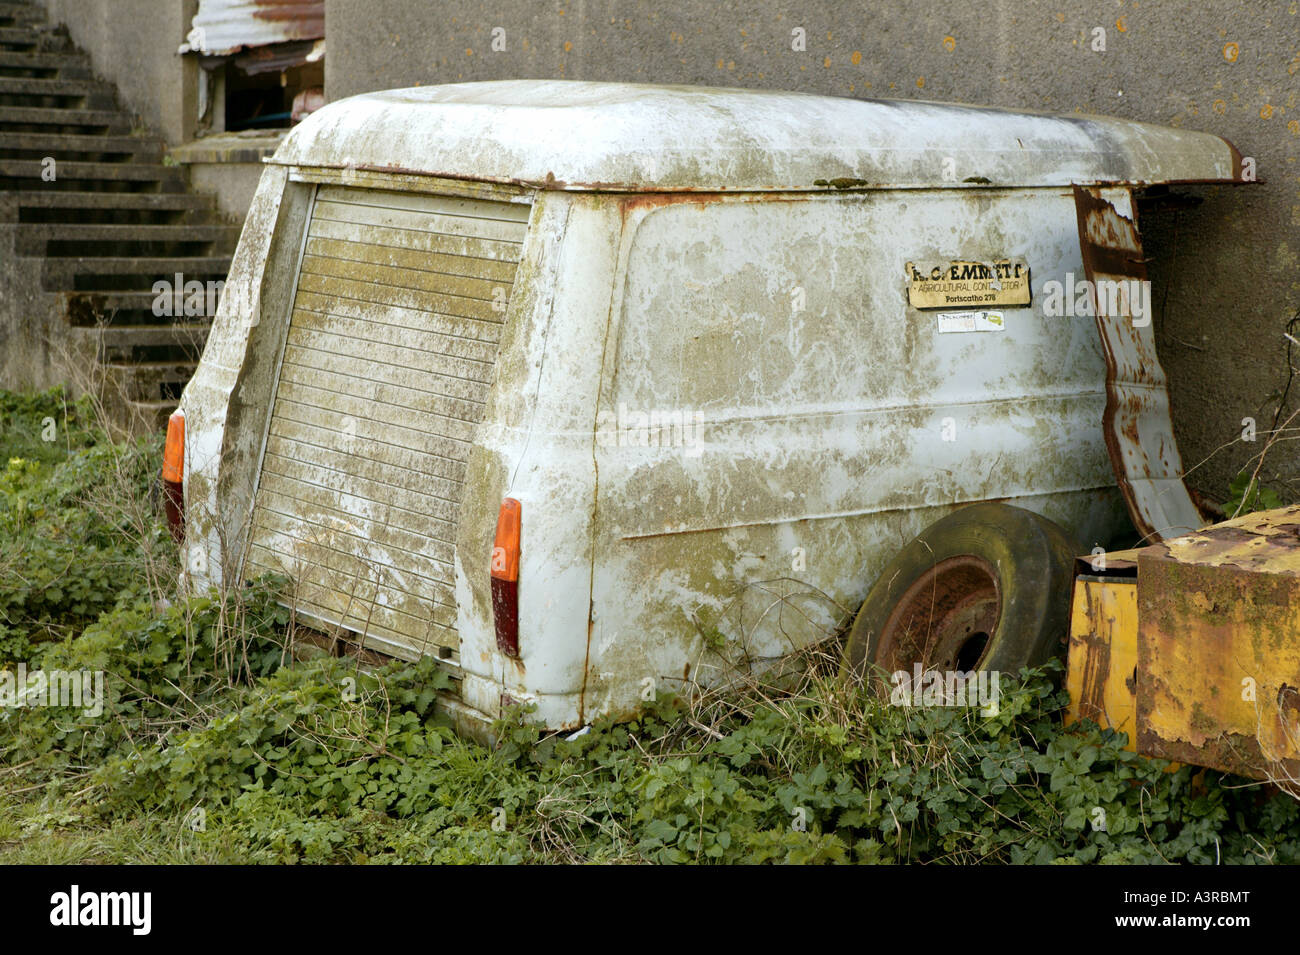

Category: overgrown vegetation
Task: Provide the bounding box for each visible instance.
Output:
[1224,469,1284,518]
[0,389,168,661]
[2,387,1299,864]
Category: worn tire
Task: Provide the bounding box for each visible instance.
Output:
[842,503,1077,686]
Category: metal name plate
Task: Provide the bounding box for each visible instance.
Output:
[906,259,1031,309]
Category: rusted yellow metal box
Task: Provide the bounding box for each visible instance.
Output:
[1067,506,1300,782]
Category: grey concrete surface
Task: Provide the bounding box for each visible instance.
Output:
[41,0,198,146]
[324,0,1300,501]
[0,216,97,395]
[171,130,286,219]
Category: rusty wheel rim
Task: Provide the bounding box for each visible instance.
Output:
[874,555,1001,675]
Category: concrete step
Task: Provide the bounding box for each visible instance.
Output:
[0,25,63,51]
[0,75,112,96]
[0,49,87,65]
[92,323,210,364]
[43,256,231,290]
[0,177,184,193]
[68,288,222,325]
[100,361,197,403]
[0,7,48,29]
[0,130,163,161]
[66,287,227,315]
[0,104,129,132]
[66,291,223,327]
[0,75,115,104]
[17,223,237,257]
[1,165,187,196]
[5,190,213,211]
[2,159,185,184]
[66,291,173,325]
[0,26,37,48]
[0,190,220,226]
[0,51,92,78]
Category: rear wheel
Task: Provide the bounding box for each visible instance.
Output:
[842,503,1077,686]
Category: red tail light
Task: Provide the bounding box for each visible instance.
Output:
[490,497,521,656]
[161,409,185,543]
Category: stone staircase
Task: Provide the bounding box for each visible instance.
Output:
[0,0,236,429]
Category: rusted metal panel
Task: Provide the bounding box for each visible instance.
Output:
[1066,576,1139,750]
[243,185,529,661]
[1073,185,1205,543]
[183,0,323,56]
[269,82,1246,193]
[1136,505,1300,781]
[234,39,324,75]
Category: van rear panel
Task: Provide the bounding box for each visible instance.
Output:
[243,184,531,661]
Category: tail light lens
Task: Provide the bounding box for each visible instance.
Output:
[490,497,521,656]
[161,409,185,543]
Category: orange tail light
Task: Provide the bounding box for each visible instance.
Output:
[161,409,184,482]
[490,498,521,656]
[161,409,185,542]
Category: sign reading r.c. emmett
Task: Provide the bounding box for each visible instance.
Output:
[906,259,1031,309]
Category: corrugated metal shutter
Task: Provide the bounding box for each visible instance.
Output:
[246,185,529,660]
[184,0,324,56]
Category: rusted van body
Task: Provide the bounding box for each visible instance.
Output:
[174,81,1240,732]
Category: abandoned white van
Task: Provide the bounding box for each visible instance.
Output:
[169,81,1244,733]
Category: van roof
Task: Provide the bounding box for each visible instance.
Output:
[271,80,1244,192]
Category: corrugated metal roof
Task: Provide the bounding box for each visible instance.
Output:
[270,81,1245,193]
[234,39,321,74]
[183,0,324,56]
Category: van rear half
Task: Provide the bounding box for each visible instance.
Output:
[171,81,1246,734]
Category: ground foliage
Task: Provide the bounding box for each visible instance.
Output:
[1,387,1297,864]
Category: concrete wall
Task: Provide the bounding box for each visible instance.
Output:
[170,130,287,220]
[42,0,198,145]
[324,0,1300,503]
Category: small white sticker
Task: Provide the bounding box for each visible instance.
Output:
[936,310,1006,334]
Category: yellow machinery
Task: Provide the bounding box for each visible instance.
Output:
[1066,505,1300,782]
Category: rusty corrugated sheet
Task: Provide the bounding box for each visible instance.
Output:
[184,0,323,56]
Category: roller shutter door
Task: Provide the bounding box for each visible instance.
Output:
[246,184,529,660]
